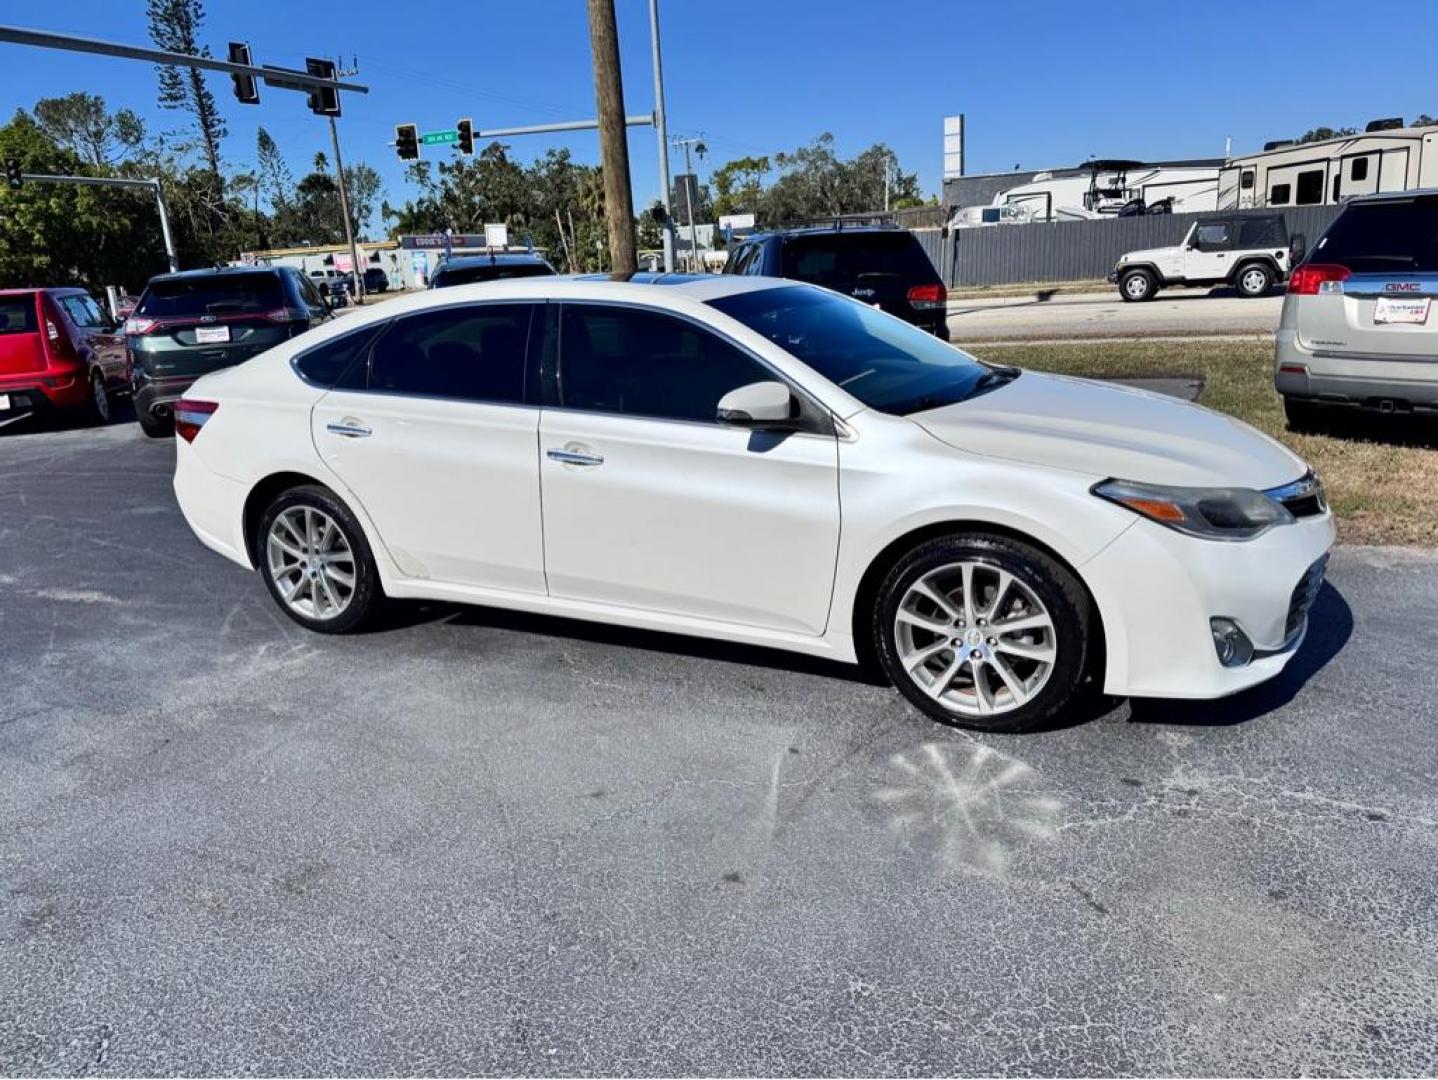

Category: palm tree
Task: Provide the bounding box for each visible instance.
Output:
[578,169,606,224]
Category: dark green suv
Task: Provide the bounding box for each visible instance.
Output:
[126,266,331,436]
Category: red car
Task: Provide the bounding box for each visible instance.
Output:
[0,287,128,427]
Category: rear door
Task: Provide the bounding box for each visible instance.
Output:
[310,301,547,593]
[1298,195,1438,362]
[56,292,126,388]
[779,232,939,320]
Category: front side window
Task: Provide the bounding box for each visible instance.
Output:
[558,304,774,423]
[59,294,106,327]
[368,304,534,404]
[709,285,1000,416]
[1195,224,1230,250]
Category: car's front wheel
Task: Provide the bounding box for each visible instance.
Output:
[257,485,381,633]
[872,534,1093,732]
[1119,268,1156,302]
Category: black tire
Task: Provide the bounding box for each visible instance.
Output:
[871,533,1093,733]
[256,484,382,634]
[1283,396,1328,434]
[138,409,173,438]
[88,369,112,425]
[1118,267,1156,302]
[1235,261,1273,298]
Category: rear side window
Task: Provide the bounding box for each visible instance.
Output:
[1311,197,1438,272]
[293,323,387,388]
[0,295,37,335]
[1351,157,1369,181]
[779,232,936,285]
[138,273,285,317]
[1236,217,1288,247]
[369,304,534,403]
[1195,224,1231,250]
[1270,184,1292,205]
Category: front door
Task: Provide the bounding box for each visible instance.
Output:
[1184,220,1235,281]
[538,302,841,635]
[310,301,547,593]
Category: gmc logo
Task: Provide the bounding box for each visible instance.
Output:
[1386,283,1422,292]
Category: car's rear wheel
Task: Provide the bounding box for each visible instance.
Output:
[872,534,1092,733]
[257,485,380,634]
[1236,262,1273,298]
[1119,268,1156,302]
[89,370,111,425]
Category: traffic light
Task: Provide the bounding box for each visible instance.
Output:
[4,158,21,191]
[456,118,474,156]
[395,124,419,161]
[648,201,668,225]
[228,42,259,104]
[305,57,340,117]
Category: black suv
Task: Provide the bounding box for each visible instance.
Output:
[723,225,949,339]
[126,266,331,437]
[429,253,557,288]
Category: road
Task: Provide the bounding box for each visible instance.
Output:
[948,287,1284,343]
[3,421,1437,1076]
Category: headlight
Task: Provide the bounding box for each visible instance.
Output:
[1093,479,1294,541]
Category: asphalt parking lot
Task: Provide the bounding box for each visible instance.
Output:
[3,419,1438,1077]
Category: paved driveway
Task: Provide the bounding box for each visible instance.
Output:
[2,423,1435,1076]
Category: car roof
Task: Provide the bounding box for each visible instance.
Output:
[743,224,906,242]
[1342,187,1438,205]
[148,266,285,284]
[437,253,550,270]
[0,286,88,296]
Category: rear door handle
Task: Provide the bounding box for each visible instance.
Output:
[326,420,372,439]
[546,446,604,467]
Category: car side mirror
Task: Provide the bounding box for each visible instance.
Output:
[716,380,800,429]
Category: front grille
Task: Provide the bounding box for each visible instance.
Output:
[1266,472,1328,520]
[1285,555,1328,640]
[1280,492,1326,518]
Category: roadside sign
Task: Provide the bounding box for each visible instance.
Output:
[421,129,459,146]
[484,223,509,249]
[333,253,354,272]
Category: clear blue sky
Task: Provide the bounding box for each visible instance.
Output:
[3,0,1435,230]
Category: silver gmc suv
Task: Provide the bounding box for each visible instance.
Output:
[1276,190,1438,430]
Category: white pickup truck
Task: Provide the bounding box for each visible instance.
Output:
[1109,213,1295,301]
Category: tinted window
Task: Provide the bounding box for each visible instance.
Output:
[709,285,997,416]
[296,273,326,309]
[1271,183,1292,205]
[138,273,285,317]
[1240,170,1255,190]
[1311,196,1438,272]
[1351,157,1369,181]
[59,294,107,327]
[0,295,37,335]
[431,261,555,288]
[779,232,936,285]
[1237,217,1287,247]
[369,304,533,403]
[294,323,386,388]
[1296,169,1325,205]
[559,304,773,423]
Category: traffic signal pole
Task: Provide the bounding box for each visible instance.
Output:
[328,115,363,303]
[17,172,178,272]
[648,0,675,272]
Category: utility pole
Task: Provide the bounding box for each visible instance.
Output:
[586,0,636,272]
[328,58,365,302]
[648,0,675,272]
[672,135,704,272]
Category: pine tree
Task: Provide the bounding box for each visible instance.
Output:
[147,0,226,177]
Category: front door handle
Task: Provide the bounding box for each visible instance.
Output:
[546,446,604,467]
[326,420,372,439]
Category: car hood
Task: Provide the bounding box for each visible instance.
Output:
[1117,245,1175,265]
[912,371,1307,490]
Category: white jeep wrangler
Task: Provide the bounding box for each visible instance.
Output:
[1109,213,1295,302]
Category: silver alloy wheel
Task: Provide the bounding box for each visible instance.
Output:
[893,560,1058,718]
[266,506,356,621]
[1123,272,1149,299]
[1241,267,1268,295]
[91,371,110,422]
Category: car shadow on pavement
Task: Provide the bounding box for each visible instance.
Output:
[1127,581,1353,727]
[372,598,886,686]
[1297,410,1438,452]
[0,398,138,438]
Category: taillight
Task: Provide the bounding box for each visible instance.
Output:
[907,283,948,310]
[123,316,160,335]
[260,308,299,323]
[44,318,61,343]
[1287,264,1351,296]
[174,398,218,443]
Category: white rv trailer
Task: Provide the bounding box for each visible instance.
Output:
[949,160,1222,227]
[1218,124,1438,209]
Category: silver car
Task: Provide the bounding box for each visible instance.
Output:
[1276,190,1438,429]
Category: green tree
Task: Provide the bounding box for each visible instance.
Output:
[1298,126,1357,144]
[147,0,226,176]
[32,93,146,167]
[710,154,769,218]
[255,126,293,213]
[1413,113,1438,128]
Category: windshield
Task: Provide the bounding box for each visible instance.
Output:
[1311,196,1438,273]
[708,285,1009,415]
[433,262,554,287]
[138,273,285,317]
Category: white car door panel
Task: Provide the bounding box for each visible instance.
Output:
[540,411,839,633]
[309,302,545,593]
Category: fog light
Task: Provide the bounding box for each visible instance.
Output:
[1210,618,1255,668]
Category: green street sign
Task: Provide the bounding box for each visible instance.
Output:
[420,129,459,146]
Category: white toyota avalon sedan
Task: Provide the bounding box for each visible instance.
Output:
[172,274,1334,732]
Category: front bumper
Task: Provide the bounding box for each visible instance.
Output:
[1276,330,1438,411]
[1083,510,1336,698]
